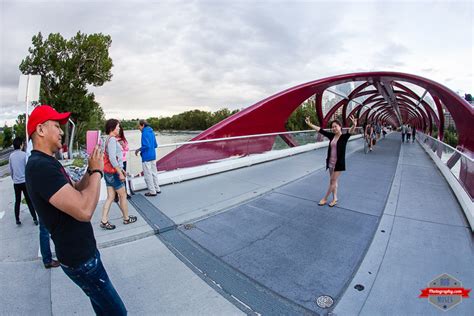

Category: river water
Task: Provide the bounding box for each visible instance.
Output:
[123,130,200,174]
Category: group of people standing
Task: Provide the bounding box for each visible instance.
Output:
[363,121,388,151]
[7,105,165,314]
[100,118,161,229]
[400,124,416,143]
[9,104,399,314]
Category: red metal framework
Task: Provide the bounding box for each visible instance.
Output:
[158,72,473,176]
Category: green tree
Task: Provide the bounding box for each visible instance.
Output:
[119,108,240,131]
[2,125,13,148]
[19,31,113,144]
[286,100,318,131]
[13,113,26,140]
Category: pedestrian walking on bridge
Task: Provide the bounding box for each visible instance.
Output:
[9,137,38,226]
[401,124,407,143]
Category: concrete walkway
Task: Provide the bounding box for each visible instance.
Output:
[336,140,473,315]
[1,134,472,315]
[0,176,241,315]
[176,134,400,314]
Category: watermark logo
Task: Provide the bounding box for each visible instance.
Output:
[419,273,471,311]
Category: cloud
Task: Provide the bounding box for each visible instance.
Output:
[0,0,472,124]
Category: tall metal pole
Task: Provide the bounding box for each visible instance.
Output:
[25,75,30,144]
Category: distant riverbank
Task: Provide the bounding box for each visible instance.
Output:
[124,130,200,174]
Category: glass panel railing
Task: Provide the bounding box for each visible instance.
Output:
[126,129,364,175]
[417,133,473,200]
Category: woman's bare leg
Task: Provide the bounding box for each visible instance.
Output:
[321,169,334,203]
[116,186,129,219]
[331,171,342,202]
[101,186,116,223]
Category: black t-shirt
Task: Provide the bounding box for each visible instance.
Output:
[25,150,96,267]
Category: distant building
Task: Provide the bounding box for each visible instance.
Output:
[444,111,455,129]
[322,82,354,118]
[322,93,336,115]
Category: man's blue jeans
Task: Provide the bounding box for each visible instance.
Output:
[39,220,52,264]
[60,250,127,315]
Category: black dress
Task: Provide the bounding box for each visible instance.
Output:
[318,129,351,171]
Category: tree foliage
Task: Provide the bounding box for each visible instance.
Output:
[285,99,318,131]
[118,103,321,133]
[13,114,26,140]
[19,31,113,144]
[2,125,13,148]
[119,108,240,131]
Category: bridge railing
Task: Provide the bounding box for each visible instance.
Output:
[126,128,363,175]
[417,132,474,230]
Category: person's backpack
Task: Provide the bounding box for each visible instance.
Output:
[103,137,117,174]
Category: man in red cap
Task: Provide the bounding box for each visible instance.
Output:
[25,105,126,315]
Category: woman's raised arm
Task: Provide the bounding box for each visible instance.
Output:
[305,116,321,132]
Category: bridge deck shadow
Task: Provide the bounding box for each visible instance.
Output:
[175,135,399,314]
[133,133,473,315]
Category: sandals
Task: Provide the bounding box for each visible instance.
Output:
[123,215,137,225]
[100,221,116,230]
[329,200,338,207]
[101,216,137,228]
[318,199,327,206]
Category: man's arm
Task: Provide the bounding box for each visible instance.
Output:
[74,173,89,191]
[135,132,150,156]
[142,132,151,150]
[49,146,103,222]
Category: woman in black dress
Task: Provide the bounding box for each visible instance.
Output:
[305,116,357,207]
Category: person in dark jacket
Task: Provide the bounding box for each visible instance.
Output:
[305,116,357,207]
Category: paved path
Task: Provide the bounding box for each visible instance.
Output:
[177,134,400,314]
[0,175,241,315]
[1,134,472,315]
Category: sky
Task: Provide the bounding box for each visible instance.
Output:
[0,0,472,125]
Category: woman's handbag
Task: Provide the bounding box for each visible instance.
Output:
[103,137,117,174]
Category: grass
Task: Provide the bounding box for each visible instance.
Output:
[0,160,8,167]
[71,158,86,168]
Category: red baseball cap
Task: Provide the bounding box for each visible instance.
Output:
[27,105,71,137]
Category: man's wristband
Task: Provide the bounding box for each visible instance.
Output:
[87,169,103,178]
